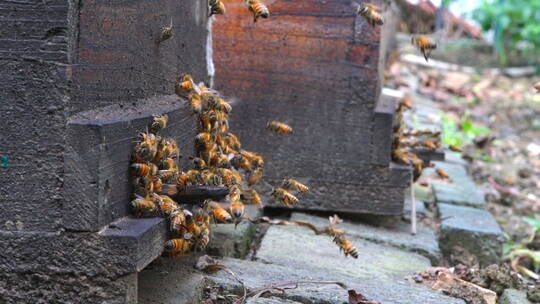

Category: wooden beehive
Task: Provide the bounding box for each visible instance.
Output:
[212,0,411,214]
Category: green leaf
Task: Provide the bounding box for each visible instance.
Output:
[524,217,540,231]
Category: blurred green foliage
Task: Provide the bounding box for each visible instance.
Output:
[441,113,491,147]
[473,0,540,65]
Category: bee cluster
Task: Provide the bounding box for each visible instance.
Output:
[129,73,358,258]
[391,96,443,182]
[208,0,269,23]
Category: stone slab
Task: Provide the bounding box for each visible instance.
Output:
[291,213,442,265]
[431,162,485,208]
[444,151,469,168]
[247,297,303,304]
[438,204,504,266]
[206,258,465,304]
[138,256,205,304]
[499,289,531,304]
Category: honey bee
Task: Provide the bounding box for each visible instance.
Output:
[449,145,462,152]
[160,183,178,196]
[229,200,245,218]
[423,139,439,150]
[189,93,203,114]
[242,189,261,206]
[267,121,292,135]
[226,133,241,151]
[175,74,195,97]
[399,96,413,110]
[192,157,207,170]
[216,98,232,114]
[158,169,178,182]
[208,201,232,223]
[134,137,158,162]
[159,19,174,43]
[170,210,186,234]
[154,194,179,216]
[185,214,201,238]
[281,178,309,193]
[186,169,202,185]
[195,227,210,250]
[165,238,191,254]
[151,176,163,193]
[134,176,154,197]
[150,114,168,134]
[209,0,226,17]
[164,140,180,159]
[436,169,450,180]
[271,187,299,207]
[195,132,213,150]
[411,35,437,62]
[231,169,242,185]
[357,3,384,27]
[131,163,158,177]
[534,82,540,93]
[327,215,344,237]
[333,235,358,259]
[159,158,178,171]
[199,113,212,133]
[177,171,189,188]
[246,0,269,22]
[248,168,263,185]
[131,196,157,214]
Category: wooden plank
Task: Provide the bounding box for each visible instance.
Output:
[64,95,196,232]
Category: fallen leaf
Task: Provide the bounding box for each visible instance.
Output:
[348,289,382,304]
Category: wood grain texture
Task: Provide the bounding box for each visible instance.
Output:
[212,0,402,214]
[64,95,196,231]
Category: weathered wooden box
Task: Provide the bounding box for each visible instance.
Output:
[212,0,411,214]
[0,0,209,302]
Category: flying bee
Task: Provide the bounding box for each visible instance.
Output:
[449,145,462,152]
[226,133,241,151]
[333,235,358,259]
[165,238,191,254]
[399,96,413,110]
[242,189,261,206]
[246,0,269,22]
[411,35,437,62]
[271,187,299,207]
[248,168,263,185]
[534,82,540,93]
[131,195,157,214]
[423,139,439,150]
[209,0,226,17]
[327,215,344,237]
[189,93,203,114]
[357,3,384,27]
[436,169,450,180]
[170,210,186,234]
[131,163,158,177]
[175,74,196,97]
[229,200,245,219]
[150,114,168,134]
[208,201,232,223]
[281,178,309,193]
[267,121,292,135]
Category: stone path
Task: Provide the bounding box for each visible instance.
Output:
[137,89,507,303]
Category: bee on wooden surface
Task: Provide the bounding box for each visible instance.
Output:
[189,93,203,114]
[226,133,241,151]
[195,132,213,150]
[164,140,180,160]
[165,238,191,254]
[131,196,157,214]
[333,235,358,259]
[170,210,186,234]
[159,158,178,171]
[246,0,269,22]
[153,194,179,216]
[158,169,178,182]
[185,213,202,238]
[158,19,174,43]
[242,189,262,206]
[251,153,264,168]
[248,168,263,185]
[135,136,158,162]
[209,0,226,17]
[281,178,309,193]
[436,169,450,180]
[193,207,210,227]
[160,183,178,196]
[357,3,384,27]
[449,145,462,152]
[177,171,189,188]
[229,200,245,219]
[216,98,232,114]
[195,228,210,251]
[228,186,242,202]
[134,176,154,197]
[271,187,299,207]
[186,169,203,185]
[150,176,163,193]
[267,121,292,135]
[199,113,212,133]
[149,114,168,134]
[411,35,437,62]
[131,163,158,177]
[175,74,196,97]
[231,169,242,185]
[192,157,207,170]
[208,201,232,223]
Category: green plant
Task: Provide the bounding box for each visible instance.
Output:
[473,0,540,65]
[441,113,491,147]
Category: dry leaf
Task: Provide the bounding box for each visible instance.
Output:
[348,289,382,304]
